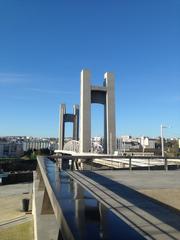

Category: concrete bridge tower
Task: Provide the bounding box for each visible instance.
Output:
[58,104,79,150]
[80,69,116,154]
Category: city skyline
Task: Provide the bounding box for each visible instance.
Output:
[0,0,180,138]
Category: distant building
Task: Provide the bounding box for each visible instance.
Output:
[138,137,156,150]
[116,136,141,152]
[23,138,58,151]
[0,137,58,156]
[0,141,23,157]
[116,136,157,153]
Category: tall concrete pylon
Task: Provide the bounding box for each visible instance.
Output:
[58,104,79,150]
[80,69,116,154]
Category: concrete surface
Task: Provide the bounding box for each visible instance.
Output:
[69,170,180,240]
[0,182,33,240]
[97,170,180,211]
[0,183,32,224]
[33,171,60,240]
[0,221,34,240]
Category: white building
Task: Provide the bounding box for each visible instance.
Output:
[0,142,23,157]
[116,136,157,153]
[138,137,156,150]
[116,136,141,152]
[22,138,58,151]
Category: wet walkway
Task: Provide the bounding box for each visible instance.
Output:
[44,158,146,240]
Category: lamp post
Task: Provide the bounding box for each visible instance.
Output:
[123,140,126,154]
[160,124,169,157]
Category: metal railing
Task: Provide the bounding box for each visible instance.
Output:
[52,154,180,171]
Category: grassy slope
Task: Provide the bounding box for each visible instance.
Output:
[0,221,33,240]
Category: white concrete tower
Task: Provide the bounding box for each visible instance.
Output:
[58,104,66,150]
[80,70,91,153]
[104,72,116,154]
[80,69,116,154]
[58,104,79,150]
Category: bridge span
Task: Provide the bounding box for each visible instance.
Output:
[54,149,180,170]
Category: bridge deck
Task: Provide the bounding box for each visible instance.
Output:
[54,150,180,168]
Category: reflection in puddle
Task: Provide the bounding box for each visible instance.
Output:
[44,158,145,240]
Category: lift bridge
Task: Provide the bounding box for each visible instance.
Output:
[33,70,180,240]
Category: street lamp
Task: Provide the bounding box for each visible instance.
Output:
[160,124,170,157]
[123,140,126,154]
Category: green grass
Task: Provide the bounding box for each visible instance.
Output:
[0,221,33,240]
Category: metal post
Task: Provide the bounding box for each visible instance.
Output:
[160,124,164,157]
[161,124,170,158]
[71,159,74,171]
[164,158,168,171]
[148,158,150,171]
[123,141,126,154]
[129,157,132,171]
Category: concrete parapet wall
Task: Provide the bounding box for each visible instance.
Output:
[32,171,59,240]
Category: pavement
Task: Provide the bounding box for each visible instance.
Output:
[68,170,180,240]
[0,183,33,228]
[96,170,180,211]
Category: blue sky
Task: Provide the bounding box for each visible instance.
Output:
[0,0,179,138]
